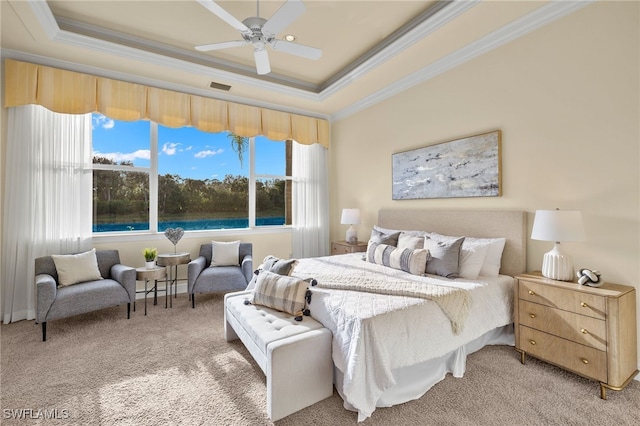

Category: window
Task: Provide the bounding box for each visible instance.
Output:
[92,113,291,233]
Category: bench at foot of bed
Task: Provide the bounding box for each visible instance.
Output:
[224,290,333,421]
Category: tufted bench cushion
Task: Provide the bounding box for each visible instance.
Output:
[224,290,333,421]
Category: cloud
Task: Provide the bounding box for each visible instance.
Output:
[162,142,180,155]
[92,114,115,130]
[93,149,150,162]
[194,148,224,158]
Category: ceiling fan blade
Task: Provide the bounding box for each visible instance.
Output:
[262,0,306,37]
[195,40,249,52]
[270,40,322,60]
[254,49,271,75]
[197,0,251,34]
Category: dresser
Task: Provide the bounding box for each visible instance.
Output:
[514,272,638,399]
[331,240,368,255]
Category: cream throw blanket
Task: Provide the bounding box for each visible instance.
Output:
[293,256,470,334]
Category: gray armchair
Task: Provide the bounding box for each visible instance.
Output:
[188,243,253,308]
[35,249,135,341]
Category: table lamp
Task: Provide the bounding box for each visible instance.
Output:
[531,209,586,281]
[341,208,361,244]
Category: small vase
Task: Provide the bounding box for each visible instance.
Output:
[145,261,155,269]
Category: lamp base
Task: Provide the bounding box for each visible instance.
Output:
[541,243,574,281]
[345,226,358,245]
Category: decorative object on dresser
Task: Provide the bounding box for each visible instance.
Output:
[531,209,586,281]
[340,208,361,244]
[331,240,367,255]
[514,272,638,399]
[392,130,501,200]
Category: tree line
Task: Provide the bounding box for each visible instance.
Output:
[93,156,286,222]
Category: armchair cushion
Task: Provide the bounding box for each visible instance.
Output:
[51,248,103,286]
[210,240,240,267]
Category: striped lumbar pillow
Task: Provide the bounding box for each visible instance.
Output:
[251,270,308,315]
[366,242,430,276]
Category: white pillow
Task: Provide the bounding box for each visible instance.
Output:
[210,240,240,267]
[458,239,490,279]
[51,248,103,287]
[476,238,506,277]
[397,233,424,250]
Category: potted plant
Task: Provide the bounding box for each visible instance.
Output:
[142,248,157,269]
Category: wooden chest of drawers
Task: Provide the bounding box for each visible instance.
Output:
[330,241,367,255]
[515,272,638,399]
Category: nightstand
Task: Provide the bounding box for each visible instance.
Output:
[331,240,368,255]
[514,272,638,399]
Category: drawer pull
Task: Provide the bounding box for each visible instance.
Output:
[529,314,536,319]
[581,328,588,334]
[581,302,589,308]
[581,358,589,365]
[529,340,536,346]
[528,290,536,295]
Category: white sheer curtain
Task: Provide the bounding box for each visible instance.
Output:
[291,141,329,258]
[1,105,93,323]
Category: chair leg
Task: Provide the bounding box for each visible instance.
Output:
[42,322,47,342]
[127,303,131,319]
[191,293,195,308]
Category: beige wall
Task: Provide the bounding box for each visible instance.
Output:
[330,1,639,365]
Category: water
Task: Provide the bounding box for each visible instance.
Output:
[93,216,286,233]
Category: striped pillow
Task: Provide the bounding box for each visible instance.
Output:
[366,242,430,276]
[251,270,308,315]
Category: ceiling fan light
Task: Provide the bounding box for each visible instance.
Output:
[284,34,296,42]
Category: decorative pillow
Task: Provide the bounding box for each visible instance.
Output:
[423,236,465,279]
[210,240,240,267]
[51,248,103,287]
[476,237,506,277]
[397,232,424,250]
[261,255,298,276]
[366,242,430,276]
[250,270,308,315]
[368,228,401,246]
[458,240,490,279]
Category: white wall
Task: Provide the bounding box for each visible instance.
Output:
[330,1,639,366]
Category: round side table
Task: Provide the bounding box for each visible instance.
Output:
[135,266,167,315]
[156,252,190,307]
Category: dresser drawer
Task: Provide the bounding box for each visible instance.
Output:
[519,326,607,383]
[519,280,606,320]
[518,300,607,351]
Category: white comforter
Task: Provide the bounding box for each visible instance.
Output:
[292,253,514,421]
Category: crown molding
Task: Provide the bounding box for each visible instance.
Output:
[19,0,592,122]
[331,0,594,121]
[25,0,475,102]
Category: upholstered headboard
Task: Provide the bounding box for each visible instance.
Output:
[378,209,527,277]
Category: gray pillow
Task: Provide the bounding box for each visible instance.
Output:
[262,255,298,276]
[424,236,465,279]
[369,228,401,246]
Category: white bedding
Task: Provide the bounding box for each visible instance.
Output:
[292,253,515,421]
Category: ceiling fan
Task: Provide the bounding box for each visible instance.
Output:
[195,0,322,75]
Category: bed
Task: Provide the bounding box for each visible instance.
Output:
[291,209,527,421]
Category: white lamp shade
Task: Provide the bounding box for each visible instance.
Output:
[531,210,586,242]
[340,208,361,225]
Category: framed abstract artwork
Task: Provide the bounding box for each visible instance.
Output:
[392,130,501,200]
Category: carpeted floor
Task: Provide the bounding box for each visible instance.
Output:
[1,292,639,425]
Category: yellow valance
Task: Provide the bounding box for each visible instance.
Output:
[3,59,330,148]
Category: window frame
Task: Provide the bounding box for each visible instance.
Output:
[92,119,292,237]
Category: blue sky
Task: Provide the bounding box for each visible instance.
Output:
[91,113,286,179]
